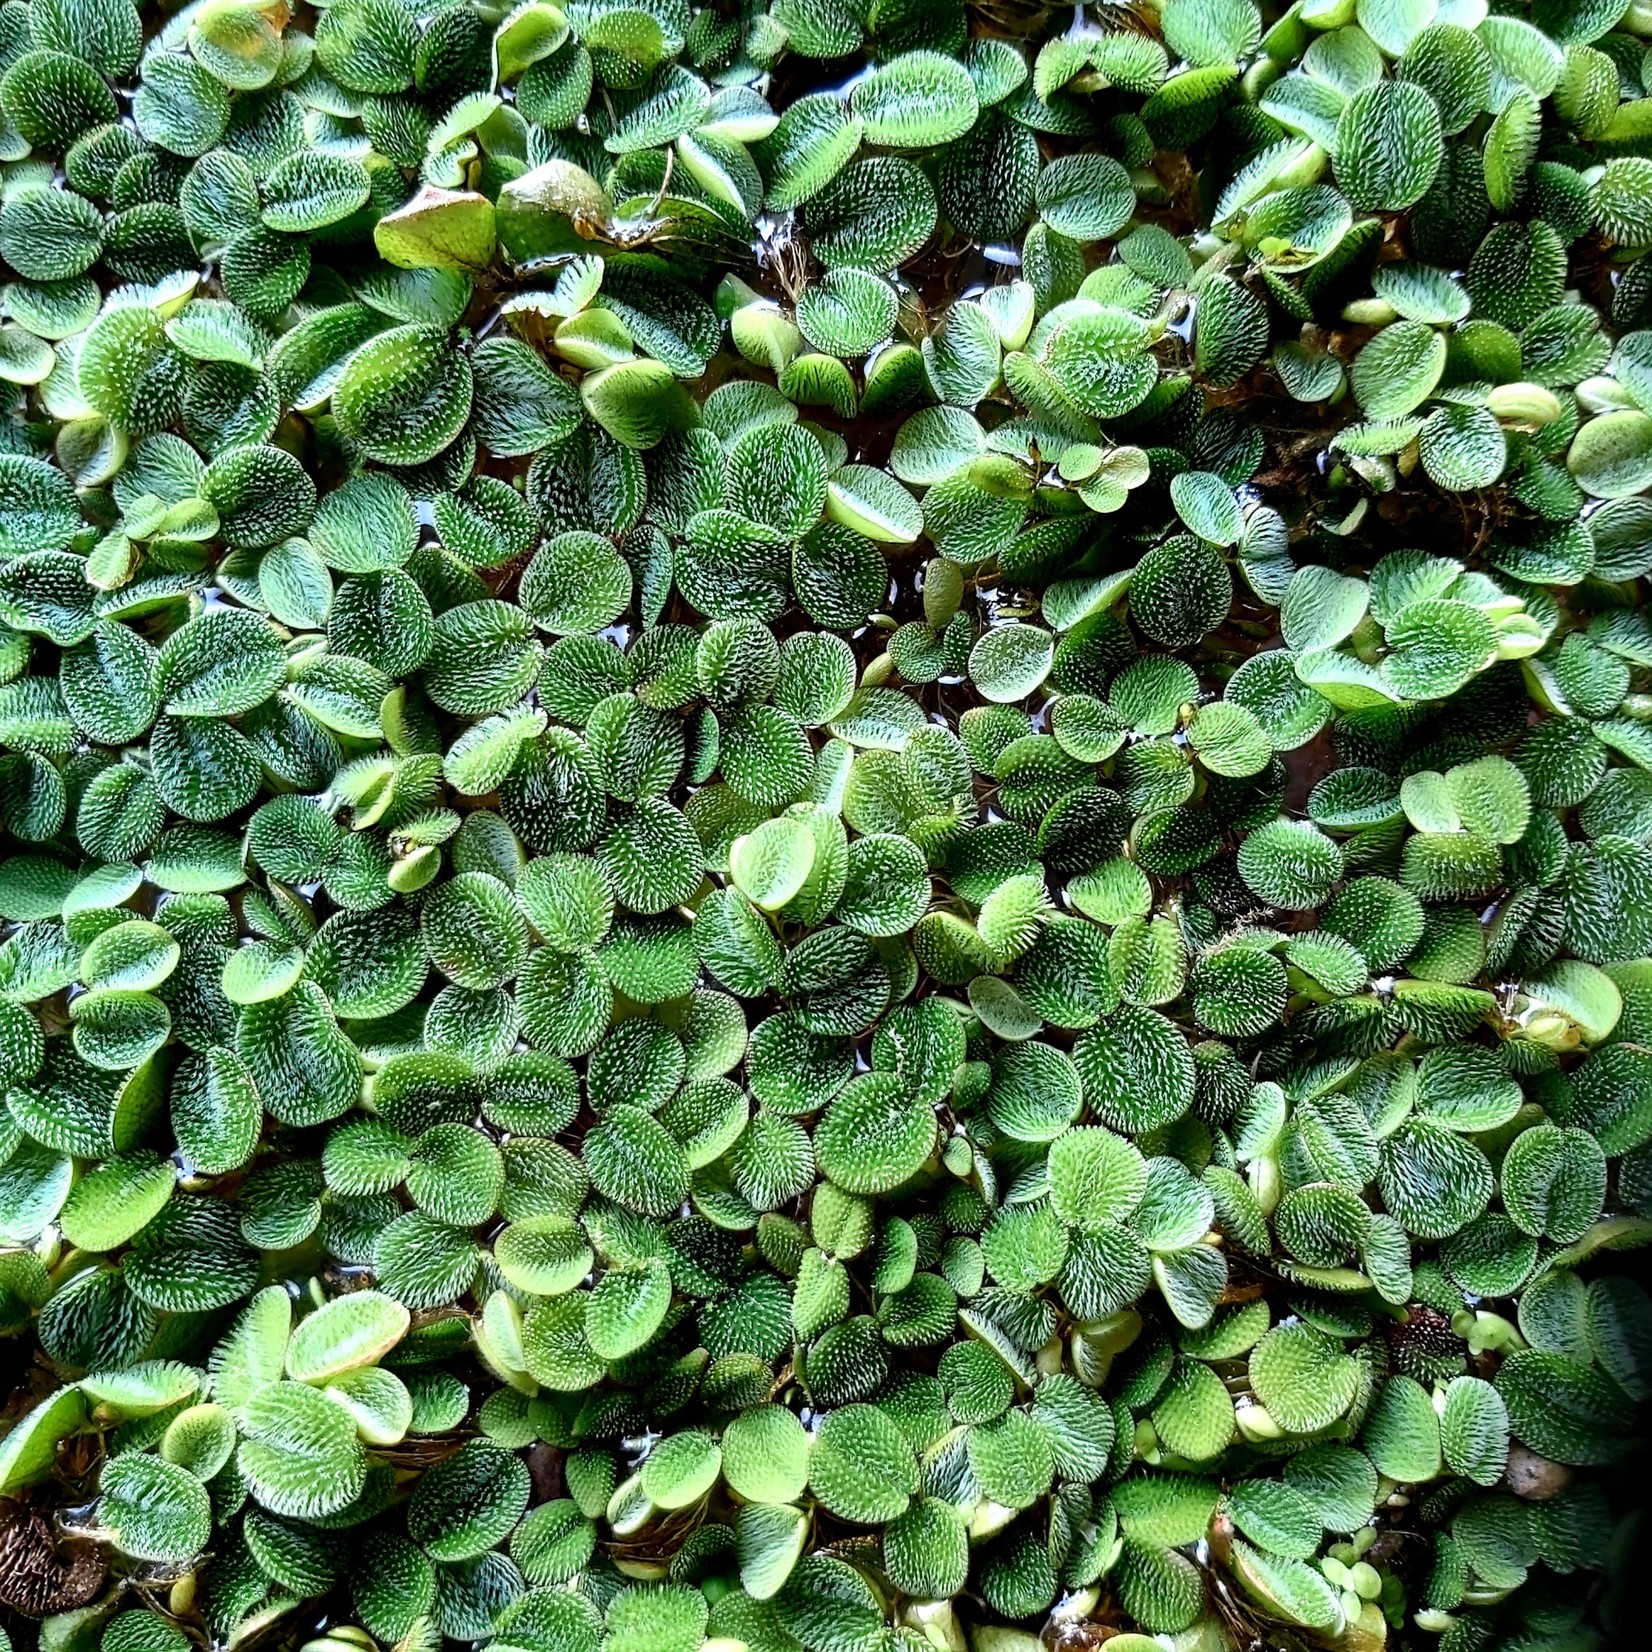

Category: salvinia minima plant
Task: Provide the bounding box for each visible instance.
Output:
[2,4,1651,1652]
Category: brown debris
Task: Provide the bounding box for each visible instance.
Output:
[1385,1303,1462,1370]
[0,1498,107,1617]
[1504,1443,1572,1502]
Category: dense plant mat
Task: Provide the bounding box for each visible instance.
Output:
[2,2,1652,1651]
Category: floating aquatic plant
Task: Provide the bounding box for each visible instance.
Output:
[1,3,1651,1652]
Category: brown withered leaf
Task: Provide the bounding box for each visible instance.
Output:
[0,1497,107,1616]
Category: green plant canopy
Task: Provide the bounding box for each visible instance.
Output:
[1,3,1650,1652]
